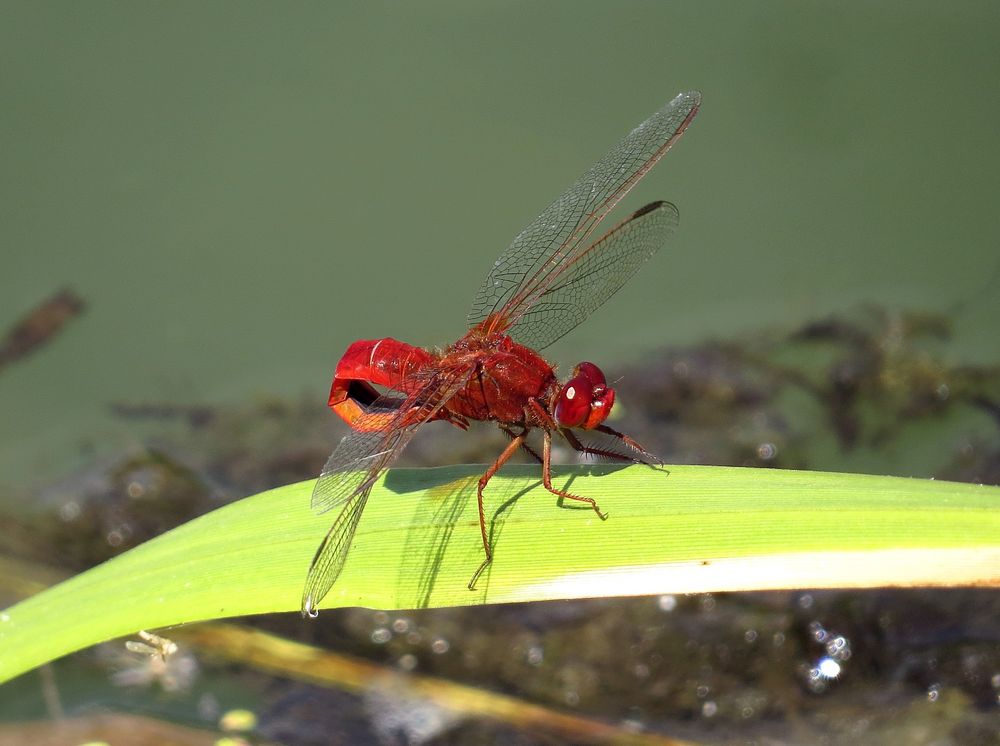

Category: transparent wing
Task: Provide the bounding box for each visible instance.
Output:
[301,485,371,617]
[506,200,679,350]
[302,365,474,614]
[311,428,408,516]
[311,367,469,514]
[468,91,700,349]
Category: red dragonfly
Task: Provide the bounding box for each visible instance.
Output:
[303,91,701,616]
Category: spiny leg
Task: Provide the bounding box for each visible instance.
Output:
[596,424,662,466]
[500,425,543,464]
[469,428,527,590]
[562,426,660,466]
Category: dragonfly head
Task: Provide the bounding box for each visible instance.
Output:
[553,362,615,430]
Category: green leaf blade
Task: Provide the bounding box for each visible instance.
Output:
[1,465,997,684]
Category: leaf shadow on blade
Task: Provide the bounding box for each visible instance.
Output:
[381,461,668,608]
[390,469,539,608]
[553,462,668,511]
[392,471,473,609]
[472,479,539,597]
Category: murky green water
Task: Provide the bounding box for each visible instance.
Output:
[3,1,999,486]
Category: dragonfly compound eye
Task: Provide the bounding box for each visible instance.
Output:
[573,361,607,387]
[555,368,616,430]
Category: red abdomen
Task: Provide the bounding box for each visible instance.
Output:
[329,338,436,429]
[334,338,434,394]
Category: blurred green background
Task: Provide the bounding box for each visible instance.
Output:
[2,1,999,484]
[3,4,1000,743]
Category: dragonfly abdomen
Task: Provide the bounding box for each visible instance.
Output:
[328,338,437,429]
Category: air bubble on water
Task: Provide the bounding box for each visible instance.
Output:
[817,657,841,679]
[398,653,417,671]
[371,627,391,644]
[59,501,80,521]
[806,667,828,693]
[430,638,450,654]
[657,594,677,612]
[392,617,411,634]
[809,621,827,643]
[826,635,851,661]
[701,701,717,717]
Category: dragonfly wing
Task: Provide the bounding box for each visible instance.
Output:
[312,429,403,515]
[311,366,469,514]
[505,200,679,350]
[303,364,474,614]
[301,484,372,617]
[468,91,699,348]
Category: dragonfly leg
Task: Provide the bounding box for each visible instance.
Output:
[526,398,608,516]
[594,424,663,466]
[469,428,528,590]
[541,427,608,520]
[500,425,543,464]
[561,426,660,466]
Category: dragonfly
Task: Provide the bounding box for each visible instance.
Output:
[303,91,701,616]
